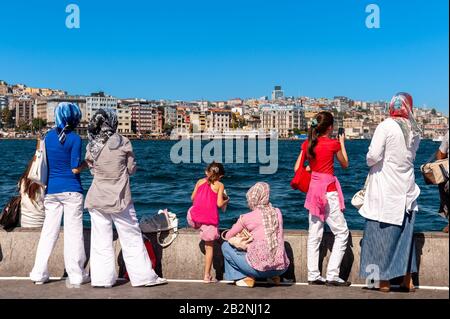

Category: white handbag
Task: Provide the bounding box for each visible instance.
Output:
[139,209,179,248]
[28,137,48,187]
[351,175,369,210]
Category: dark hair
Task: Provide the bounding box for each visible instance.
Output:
[206,161,225,184]
[19,159,41,201]
[307,111,334,159]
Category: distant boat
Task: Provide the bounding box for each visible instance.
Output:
[293,134,308,140]
[433,136,444,142]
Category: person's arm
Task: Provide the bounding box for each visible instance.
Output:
[191,179,202,201]
[124,140,137,176]
[216,182,229,208]
[70,136,83,175]
[336,134,349,169]
[366,122,387,167]
[225,216,245,240]
[84,148,95,176]
[436,150,447,160]
[294,143,306,171]
[294,150,303,172]
[437,134,448,160]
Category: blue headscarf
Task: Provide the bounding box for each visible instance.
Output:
[54,102,82,143]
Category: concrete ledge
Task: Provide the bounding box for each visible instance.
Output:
[0,228,448,287]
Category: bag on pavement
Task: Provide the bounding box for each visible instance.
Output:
[139,209,179,247]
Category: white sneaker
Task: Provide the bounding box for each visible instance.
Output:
[34,279,49,285]
[145,277,168,287]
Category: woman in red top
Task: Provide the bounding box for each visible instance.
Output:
[294,111,350,286]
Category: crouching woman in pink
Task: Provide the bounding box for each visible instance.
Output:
[221,182,290,288]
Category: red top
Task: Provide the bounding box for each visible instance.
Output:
[301,137,341,192]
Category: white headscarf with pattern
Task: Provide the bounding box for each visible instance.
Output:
[246,182,279,257]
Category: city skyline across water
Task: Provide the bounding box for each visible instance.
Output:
[0,1,448,113]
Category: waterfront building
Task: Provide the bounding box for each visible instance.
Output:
[190,111,207,133]
[206,108,231,133]
[117,104,132,135]
[271,86,284,101]
[34,98,48,120]
[176,107,191,133]
[260,104,305,138]
[130,101,164,135]
[13,97,34,126]
[86,92,118,119]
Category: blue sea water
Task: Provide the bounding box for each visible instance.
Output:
[0,138,447,231]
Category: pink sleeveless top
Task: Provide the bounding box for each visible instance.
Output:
[189,180,219,226]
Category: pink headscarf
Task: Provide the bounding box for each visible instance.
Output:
[389,92,413,119]
[387,92,421,148]
[246,182,279,256]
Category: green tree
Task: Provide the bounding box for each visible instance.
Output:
[17,120,31,132]
[31,118,47,132]
[431,108,437,115]
[163,123,174,135]
[1,108,14,128]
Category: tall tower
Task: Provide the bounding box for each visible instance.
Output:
[271,85,284,101]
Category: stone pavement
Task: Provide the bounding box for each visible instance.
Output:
[0,279,448,299]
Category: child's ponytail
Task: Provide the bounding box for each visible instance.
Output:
[206,161,225,184]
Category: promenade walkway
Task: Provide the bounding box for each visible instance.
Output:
[0,278,448,299]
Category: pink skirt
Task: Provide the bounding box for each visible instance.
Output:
[187,209,219,242]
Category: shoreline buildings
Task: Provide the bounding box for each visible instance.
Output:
[0,79,448,140]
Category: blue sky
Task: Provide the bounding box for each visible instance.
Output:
[0,0,448,112]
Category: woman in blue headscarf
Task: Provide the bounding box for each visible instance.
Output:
[30,102,90,286]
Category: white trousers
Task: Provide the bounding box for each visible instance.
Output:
[30,192,88,284]
[307,191,349,281]
[89,204,158,287]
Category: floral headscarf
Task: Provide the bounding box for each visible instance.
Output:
[54,102,82,144]
[87,108,121,160]
[246,182,279,257]
[387,92,422,148]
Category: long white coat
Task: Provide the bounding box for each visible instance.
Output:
[359,117,421,226]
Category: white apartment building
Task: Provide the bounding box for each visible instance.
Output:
[206,109,231,132]
[259,104,305,138]
[86,92,118,119]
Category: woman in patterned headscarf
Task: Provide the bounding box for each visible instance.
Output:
[221,182,290,288]
[84,108,167,288]
[359,92,421,293]
[54,102,82,144]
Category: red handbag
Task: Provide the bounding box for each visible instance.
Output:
[290,150,311,193]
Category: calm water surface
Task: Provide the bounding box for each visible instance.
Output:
[0,139,446,231]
